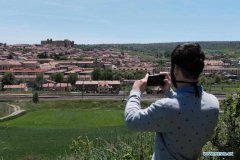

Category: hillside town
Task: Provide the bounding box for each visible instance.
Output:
[0,39,240,93]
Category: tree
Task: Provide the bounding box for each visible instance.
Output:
[34,73,44,90]
[101,69,113,80]
[210,90,240,159]
[1,72,15,88]
[199,75,207,85]
[134,71,145,79]
[7,53,13,59]
[92,68,102,80]
[36,73,44,84]
[124,71,134,80]
[37,52,48,59]
[112,71,121,80]
[32,91,39,103]
[68,73,78,85]
[155,59,165,66]
[50,73,64,83]
[213,75,221,84]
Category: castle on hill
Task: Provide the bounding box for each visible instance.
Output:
[41,39,74,48]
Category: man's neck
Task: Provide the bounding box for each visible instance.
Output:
[176,78,198,88]
[176,83,193,87]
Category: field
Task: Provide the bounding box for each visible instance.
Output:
[0,100,152,160]
[0,98,238,160]
[204,83,240,93]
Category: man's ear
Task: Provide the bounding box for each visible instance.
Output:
[174,64,179,75]
[175,64,184,80]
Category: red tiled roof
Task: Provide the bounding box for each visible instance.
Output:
[56,83,71,87]
[0,61,10,65]
[42,83,71,88]
[0,68,47,73]
[98,81,109,87]
[42,83,55,88]
[80,70,93,74]
[54,61,93,64]
[9,61,22,65]
[76,81,98,85]
[22,61,38,64]
[4,83,27,89]
[204,60,224,66]
[76,80,120,85]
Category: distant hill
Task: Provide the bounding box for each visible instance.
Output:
[76,41,240,57]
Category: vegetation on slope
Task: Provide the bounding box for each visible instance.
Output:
[0,95,239,159]
[77,41,240,59]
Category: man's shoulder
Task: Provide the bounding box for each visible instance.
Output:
[202,91,220,109]
[153,97,179,110]
[202,91,218,101]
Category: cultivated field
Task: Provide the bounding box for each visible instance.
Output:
[0,98,237,160]
[0,100,152,160]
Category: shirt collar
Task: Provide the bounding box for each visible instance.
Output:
[176,85,203,94]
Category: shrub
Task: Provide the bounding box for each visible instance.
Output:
[62,133,154,160]
[32,92,39,103]
[210,90,240,159]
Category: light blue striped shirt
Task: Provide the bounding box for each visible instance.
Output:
[125,86,219,160]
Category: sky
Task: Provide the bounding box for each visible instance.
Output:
[0,0,240,44]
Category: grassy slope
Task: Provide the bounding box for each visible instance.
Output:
[0,103,10,117]
[0,126,130,160]
[0,100,147,160]
[3,110,123,129]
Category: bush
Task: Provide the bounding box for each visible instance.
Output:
[62,133,154,160]
[61,89,240,160]
[32,92,39,103]
[210,90,240,159]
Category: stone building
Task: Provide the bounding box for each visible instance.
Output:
[41,39,74,48]
[75,80,121,93]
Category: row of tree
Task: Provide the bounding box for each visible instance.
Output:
[37,52,68,60]
[77,41,240,60]
[199,74,223,85]
[0,72,79,90]
[49,72,78,85]
[1,69,146,91]
[92,68,145,80]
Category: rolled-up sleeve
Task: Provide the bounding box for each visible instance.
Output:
[124,90,172,132]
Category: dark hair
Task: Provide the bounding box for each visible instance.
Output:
[171,43,205,79]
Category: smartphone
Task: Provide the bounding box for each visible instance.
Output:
[147,74,165,86]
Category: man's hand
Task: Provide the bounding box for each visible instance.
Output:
[160,72,171,92]
[132,73,149,93]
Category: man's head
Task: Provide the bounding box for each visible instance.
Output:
[170,43,205,88]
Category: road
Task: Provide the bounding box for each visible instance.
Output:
[0,93,226,101]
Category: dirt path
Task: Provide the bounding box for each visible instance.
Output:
[0,104,26,122]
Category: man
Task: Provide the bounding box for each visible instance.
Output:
[125,43,219,160]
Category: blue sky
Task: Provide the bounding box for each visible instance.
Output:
[0,0,239,44]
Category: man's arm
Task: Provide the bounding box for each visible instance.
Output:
[164,88,177,98]
[124,72,173,132]
[161,72,177,98]
[124,90,171,132]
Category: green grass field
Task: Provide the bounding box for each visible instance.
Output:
[0,100,151,160]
